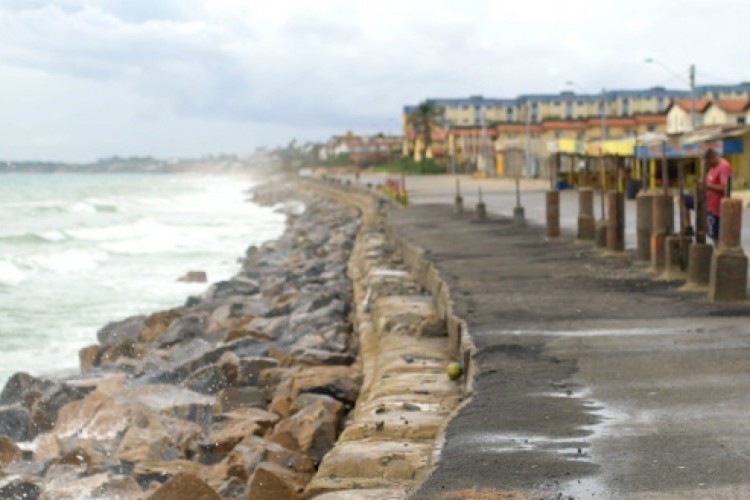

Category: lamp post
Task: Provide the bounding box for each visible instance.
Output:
[645,58,696,130]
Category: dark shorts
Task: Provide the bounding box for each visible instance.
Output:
[707,211,720,241]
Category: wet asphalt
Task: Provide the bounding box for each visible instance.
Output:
[358,174,750,499]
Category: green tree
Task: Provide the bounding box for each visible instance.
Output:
[408,100,442,161]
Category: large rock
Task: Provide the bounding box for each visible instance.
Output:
[0,477,40,500]
[158,313,207,348]
[182,351,239,395]
[268,398,342,464]
[139,308,183,343]
[0,434,21,467]
[138,337,266,386]
[203,408,278,455]
[291,366,361,407]
[0,404,29,441]
[245,461,306,500]
[203,277,261,301]
[29,382,89,436]
[146,472,221,500]
[97,315,146,346]
[238,357,279,387]
[116,408,202,462]
[215,387,268,413]
[0,372,54,406]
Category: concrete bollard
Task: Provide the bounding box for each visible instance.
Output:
[476,201,487,220]
[664,235,691,280]
[650,194,674,272]
[476,187,487,220]
[709,199,748,301]
[635,192,653,260]
[577,188,595,241]
[595,220,607,248]
[606,190,625,252]
[454,179,463,213]
[546,190,560,238]
[687,243,713,287]
[513,206,526,227]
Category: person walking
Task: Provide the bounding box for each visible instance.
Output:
[704,148,732,245]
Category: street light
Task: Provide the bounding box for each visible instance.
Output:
[645,57,696,129]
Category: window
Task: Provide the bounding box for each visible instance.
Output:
[577,131,585,139]
[647,124,656,132]
[506,108,514,121]
[657,97,664,110]
[622,98,630,115]
[565,102,573,118]
[554,131,562,138]
[738,116,747,125]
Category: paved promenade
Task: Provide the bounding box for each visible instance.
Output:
[360,175,750,499]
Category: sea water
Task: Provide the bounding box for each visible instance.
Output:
[0,173,286,387]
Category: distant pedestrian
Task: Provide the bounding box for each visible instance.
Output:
[704,149,732,245]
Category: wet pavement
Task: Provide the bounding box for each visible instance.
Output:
[360,177,750,499]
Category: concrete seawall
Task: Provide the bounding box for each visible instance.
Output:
[302,180,476,499]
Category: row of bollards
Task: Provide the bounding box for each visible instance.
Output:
[543,185,747,302]
[454,178,745,302]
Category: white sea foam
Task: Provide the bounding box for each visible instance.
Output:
[0,260,27,286]
[67,218,164,242]
[26,249,109,274]
[0,173,286,389]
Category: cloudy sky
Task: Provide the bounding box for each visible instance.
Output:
[0,0,748,161]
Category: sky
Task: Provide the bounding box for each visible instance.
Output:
[0,0,748,161]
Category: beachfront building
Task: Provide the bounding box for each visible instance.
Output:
[703,99,750,128]
[402,83,750,180]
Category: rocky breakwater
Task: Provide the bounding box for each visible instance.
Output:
[300,180,468,499]
[0,182,363,499]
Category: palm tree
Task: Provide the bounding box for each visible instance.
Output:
[408,100,442,161]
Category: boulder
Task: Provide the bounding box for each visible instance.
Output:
[215,387,268,413]
[97,315,146,346]
[235,435,314,476]
[139,337,266,386]
[215,477,246,499]
[0,404,29,441]
[158,313,207,348]
[183,365,233,396]
[245,316,289,341]
[291,365,362,406]
[79,344,104,372]
[29,382,89,436]
[203,278,260,301]
[0,477,40,500]
[238,357,279,387]
[0,372,54,406]
[268,398,341,464]
[177,271,207,283]
[146,472,221,500]
[245,461,306,500]
[139,308,183,343]
[204,418,262,455]
[0,434,21,467]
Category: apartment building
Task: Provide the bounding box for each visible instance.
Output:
[404,83,750,130]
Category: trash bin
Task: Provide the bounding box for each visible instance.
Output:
[555,179,570,190]
[626,179,640,200]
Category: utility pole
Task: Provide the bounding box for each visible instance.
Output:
[524,104,532,178]
[689,64,696,130]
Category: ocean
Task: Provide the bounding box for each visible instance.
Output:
[0,173,286,387]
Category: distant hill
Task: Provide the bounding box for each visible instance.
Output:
[0,155,276,174]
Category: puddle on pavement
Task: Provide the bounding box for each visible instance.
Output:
[449,388,626,467]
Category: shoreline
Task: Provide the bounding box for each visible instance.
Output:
[0,178,365,498]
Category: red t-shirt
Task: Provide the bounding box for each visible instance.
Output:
[706,158,732,214]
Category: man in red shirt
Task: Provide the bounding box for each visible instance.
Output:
[704,148,732,245]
